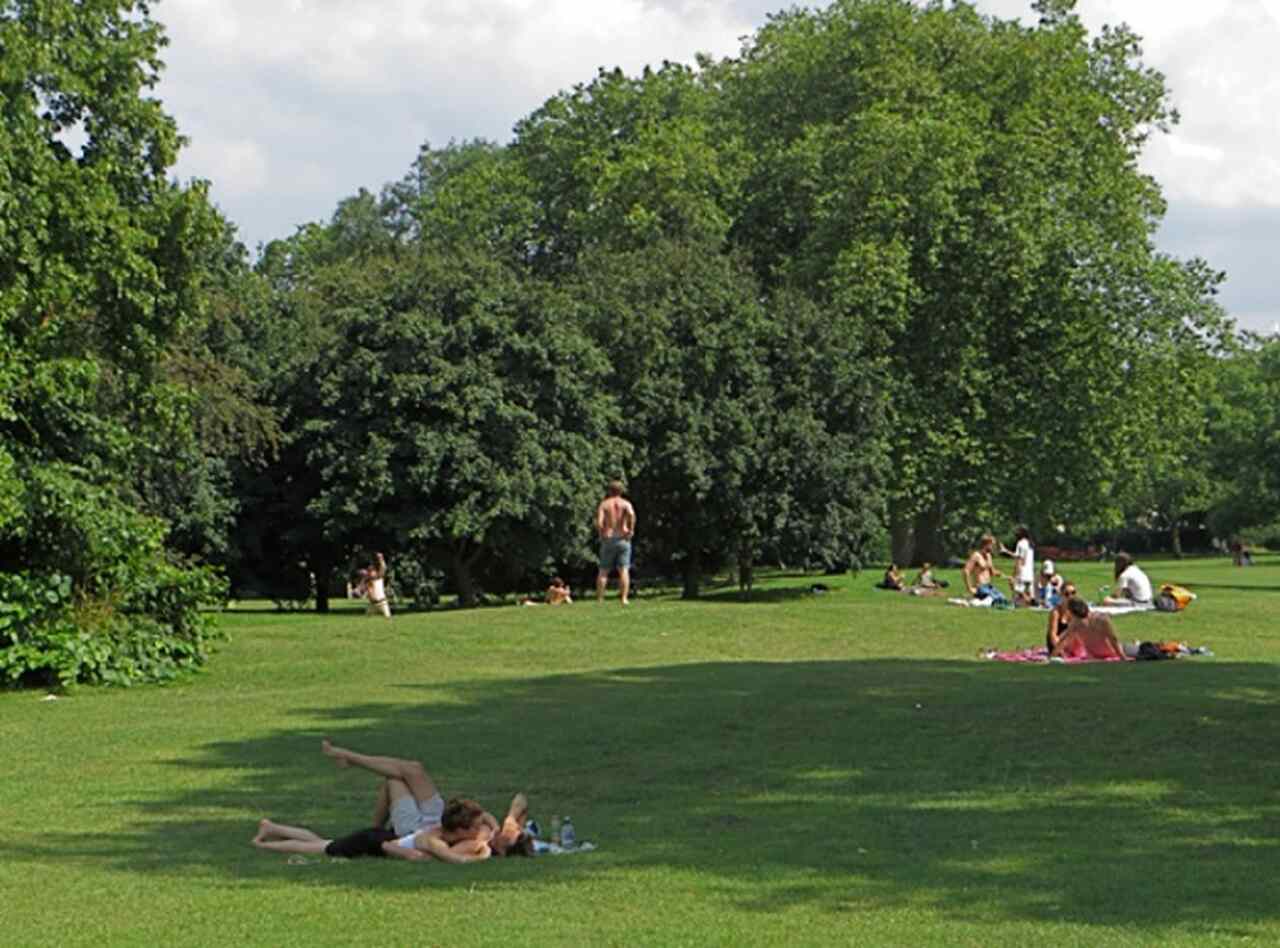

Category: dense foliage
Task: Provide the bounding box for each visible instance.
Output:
[0,1,226,685]
[3,0,1274,684]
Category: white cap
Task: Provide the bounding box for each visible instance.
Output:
[1041,559,1055,573]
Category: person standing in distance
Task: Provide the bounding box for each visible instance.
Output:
[595,480,636,605]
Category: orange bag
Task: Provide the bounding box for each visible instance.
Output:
[1159,583,1195,611]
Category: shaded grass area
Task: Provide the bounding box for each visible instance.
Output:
[2,556,1277,946]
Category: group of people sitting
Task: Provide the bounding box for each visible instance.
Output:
[962,530,1154,611]
[878,562,948,595]
[252,740,534,863]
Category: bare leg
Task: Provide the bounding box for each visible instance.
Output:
[252,818,327,846]
[596,569,608,603]
[321,739,439,801]
[618,567,630,606]
[371,779,391,828]
[254,837,332,855]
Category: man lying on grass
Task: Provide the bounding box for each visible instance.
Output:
[251,740,534,861]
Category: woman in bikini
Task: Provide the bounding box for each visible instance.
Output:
[1045,581,1077,654]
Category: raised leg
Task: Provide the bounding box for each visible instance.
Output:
[322,739,439,801]
[371,779,391,828]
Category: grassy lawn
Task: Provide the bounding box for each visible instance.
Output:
[3,555,1278,946]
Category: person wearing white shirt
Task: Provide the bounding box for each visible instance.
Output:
[1103,552,1153,607]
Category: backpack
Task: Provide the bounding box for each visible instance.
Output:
[1158,583,1195,611]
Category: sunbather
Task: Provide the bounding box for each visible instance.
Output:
[1051,598,1127,661]
[1045,581,1077,653]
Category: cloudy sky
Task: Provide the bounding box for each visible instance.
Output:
[154,0,1280,332]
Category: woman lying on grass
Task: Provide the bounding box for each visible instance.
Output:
[252,740,534,861]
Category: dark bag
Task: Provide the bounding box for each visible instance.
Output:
[1136,641,1172,661]
[1154,593,1179,613]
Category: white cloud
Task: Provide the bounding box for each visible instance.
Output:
[150,0,1276,330]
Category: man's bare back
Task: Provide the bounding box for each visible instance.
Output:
[596,496,635,540]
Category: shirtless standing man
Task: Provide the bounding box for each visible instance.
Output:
[595,480,636,605]
[963,534,1008,605]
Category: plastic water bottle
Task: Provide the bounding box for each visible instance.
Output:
[560,816,576,849]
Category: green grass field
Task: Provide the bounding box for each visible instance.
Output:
[3,556,1278,946]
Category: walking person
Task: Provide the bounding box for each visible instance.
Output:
[595,480,636,605]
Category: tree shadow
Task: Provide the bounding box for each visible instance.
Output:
[692,583,838,604]
[1183,583,1280,594]
[4,658,1278,935]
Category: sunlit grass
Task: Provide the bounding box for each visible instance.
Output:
[2,555,1278,945]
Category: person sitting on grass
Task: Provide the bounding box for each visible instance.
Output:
[1102,552,1153,608]
[911,562,939,589]
[878,563,905,591]
[546,576,573,605]
[1036,559,1064,607]
[1045,581,1078,653]
[963,534,1007,605]
[1050,597,1127,661]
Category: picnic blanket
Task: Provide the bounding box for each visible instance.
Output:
[953,598,1156,615]
[982,643,1213,663]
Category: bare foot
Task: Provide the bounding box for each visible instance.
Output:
[252,818,273,845]
[321,738,349,767]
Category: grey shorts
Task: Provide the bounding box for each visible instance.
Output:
[598,537,632,572]
[389,792,445,837]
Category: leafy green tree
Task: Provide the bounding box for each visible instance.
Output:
[722,0,1229,562]
[304,247,625,606]
[1,0,226,684]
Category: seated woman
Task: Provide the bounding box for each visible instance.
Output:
[1036,559,1064,607]
[911,563,938,588]
[1044,581,1077,653]
[546,577,573,605]
[1102,553,1153,607]
[1051,598,1128,661]
[878,564,905,591]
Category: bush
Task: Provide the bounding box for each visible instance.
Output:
[0,565,227,689]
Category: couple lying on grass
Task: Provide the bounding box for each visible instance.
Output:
[252,740,534,862]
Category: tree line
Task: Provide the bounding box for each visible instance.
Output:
[2,0,1277,685]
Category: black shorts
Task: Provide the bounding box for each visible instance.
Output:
[324,827,397,859]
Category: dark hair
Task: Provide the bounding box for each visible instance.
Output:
[1113,552,1133,581]
[606,479,625,497]
[441,797,485,832]
[1015,525,1030,541]
[492,831,536,858]
[550,576,565,587]
[1067,597,1089,620]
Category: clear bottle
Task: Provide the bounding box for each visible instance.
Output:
[560,816,575,849]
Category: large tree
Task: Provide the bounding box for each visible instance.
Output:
[0,0,225,685]
[723,0,1230,562]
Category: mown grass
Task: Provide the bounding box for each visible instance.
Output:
[2,555,1278,946]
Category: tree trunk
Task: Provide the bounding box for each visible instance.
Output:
[737,544,755,600]
[1171,522,1183,559]
[912,506,948,567]
[682,547,702,599]
[451,549,479,608]
[312,556,332,613]
[890,515,915,568]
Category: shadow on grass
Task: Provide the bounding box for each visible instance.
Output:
[5,658,1279,935]
[692,584,839,604]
